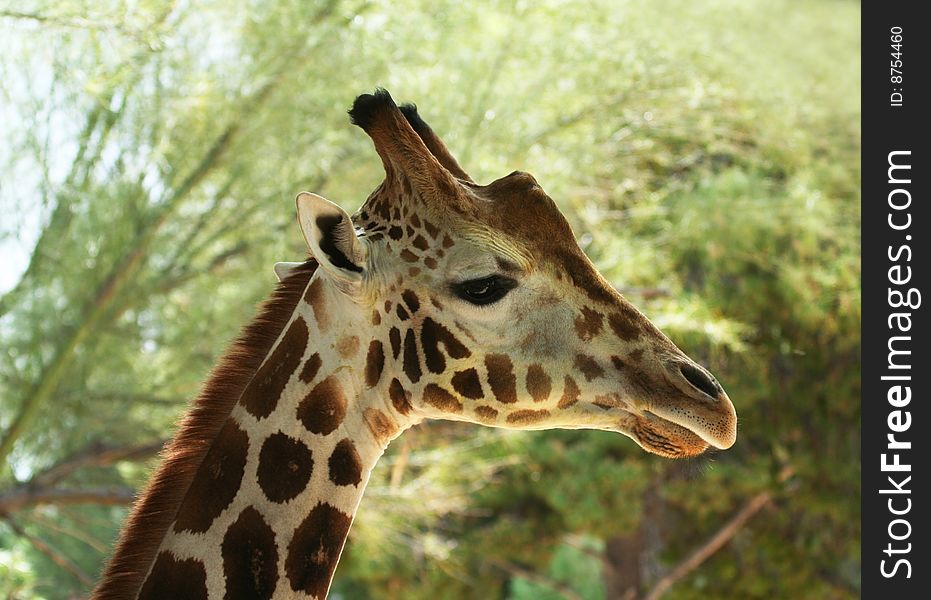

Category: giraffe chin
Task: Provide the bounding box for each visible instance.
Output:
[630,413,710,459]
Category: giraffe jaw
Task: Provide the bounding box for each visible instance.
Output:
[625,411,712,459]
[641,399,738,456]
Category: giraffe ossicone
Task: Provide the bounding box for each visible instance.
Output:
[95,89,737,600]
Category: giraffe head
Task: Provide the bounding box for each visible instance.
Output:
[295,90,736,458]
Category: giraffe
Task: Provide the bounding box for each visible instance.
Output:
[94,89,736,599]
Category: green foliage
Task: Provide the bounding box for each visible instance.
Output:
[0,0,858,598]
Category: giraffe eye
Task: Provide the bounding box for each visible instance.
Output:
[451,275,518,306]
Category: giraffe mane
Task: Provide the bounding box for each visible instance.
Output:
[93,260,318,600]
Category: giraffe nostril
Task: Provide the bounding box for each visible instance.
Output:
[679,363,720,400]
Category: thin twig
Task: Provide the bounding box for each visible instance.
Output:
[641,467,794,600]
[1,515,94,587]
[0,486,137,514]
[31,440,164,488]
[493,560,585,600]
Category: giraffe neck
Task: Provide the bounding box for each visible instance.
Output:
[130,270,411,600]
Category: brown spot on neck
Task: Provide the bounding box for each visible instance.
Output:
[402,328,422,383]
[363,407,399,444]
[364,340,385,388]
[138,552,208,600]
[574,306,604,341]
[241,316,308,419]
[285,503,352,598]
[388,327,402,359]
[297,376,347,436]
[304,277,330,331]
[257,432,314,503]
[389,378,413,415]
[173,419,248,533]
[299,353,322,384]
[328,438,363,486]
[221,507,279,600]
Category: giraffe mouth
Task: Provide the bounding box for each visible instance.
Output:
[630,412,710,459]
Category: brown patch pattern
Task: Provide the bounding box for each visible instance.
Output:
[557,376,581,409]
[451,368,484,399]
[328,438,363,486]
[401,289,420,313]
[299,353,322,384]
[396,304,410,321]
[297,376,347,436]
[485,353,517,404]
[475,405,499,423]
[285,503,353,598]
[364,407,399,444]
[574,306,604,341]
[304,277,329,331]
[609,308,641,341]
[420,317,471,373]
[173,419,248,533]
[526,364,552,402]
[241,317,308,419]
[593,394,623,409]
[389,327,402,359]
[389,378,412,415]
[402,328,422,383]
[257,432,313,503]
[364,340,385,388]
[506,409,551,426]
[95,261,317,600]
[138,552,208,600]
[574,354,604,381]
[222,507,278,600]
[423,383,463,413]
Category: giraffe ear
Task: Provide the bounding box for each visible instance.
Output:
[296,192,366,289]
[273,261,303,282]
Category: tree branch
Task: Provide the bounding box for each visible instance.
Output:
[31,440,164,488]
[0,65,285,466]
[0,486,137,514]
[1,515,95,587]
[641,467,794,600]
[493,560,585,600]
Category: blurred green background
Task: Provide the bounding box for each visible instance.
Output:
[0,0,860,598]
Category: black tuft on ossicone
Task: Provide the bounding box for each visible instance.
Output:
[348,88,396,130]
[399,103,429,134]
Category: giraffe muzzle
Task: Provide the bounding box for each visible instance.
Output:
[648,359,738,451]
